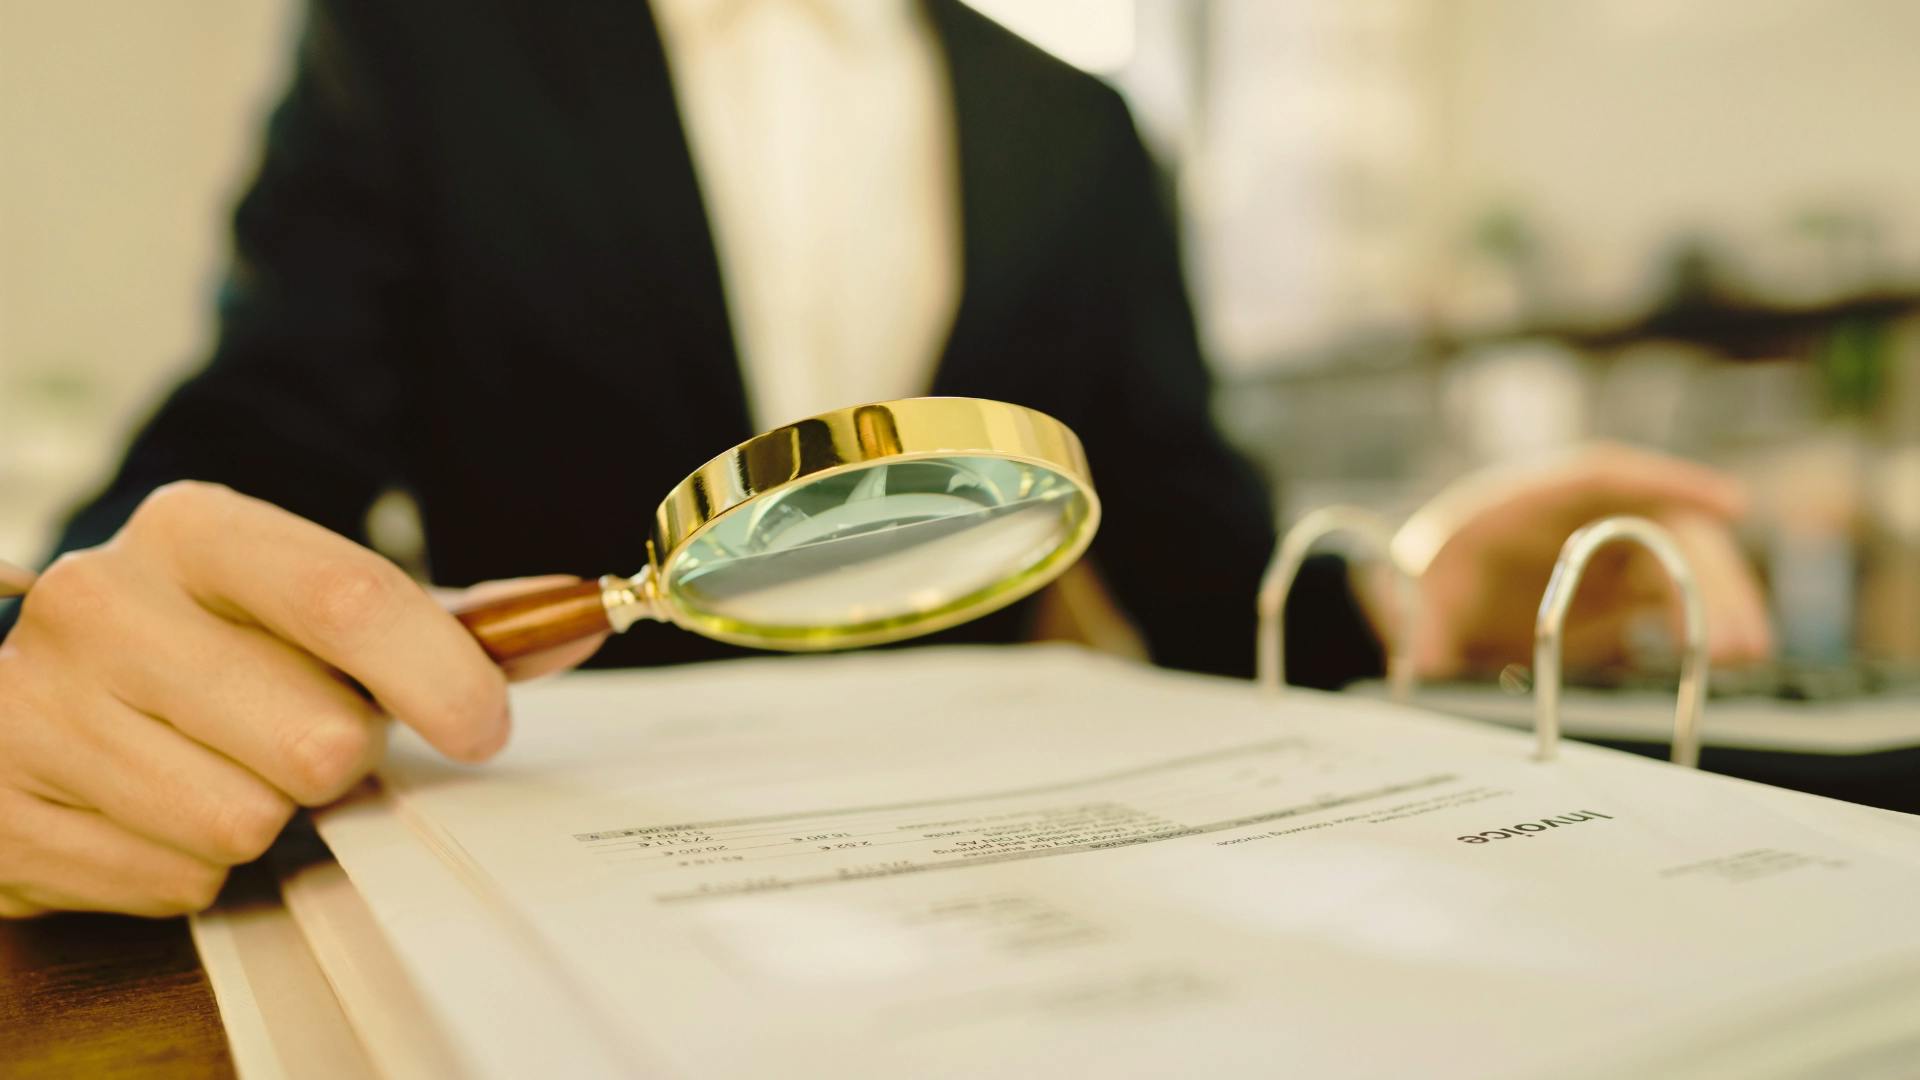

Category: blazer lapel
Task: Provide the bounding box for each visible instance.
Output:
[922,0,1055,397]
[509,0,754,450]
[510,1,1056,433]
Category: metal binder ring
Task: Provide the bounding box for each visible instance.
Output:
[1533,515,1708,767]
[1257,506,1418,701]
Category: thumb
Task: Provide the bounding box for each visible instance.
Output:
[436,575,611,682]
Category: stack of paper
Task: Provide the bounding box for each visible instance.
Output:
[198,645,1920,1078]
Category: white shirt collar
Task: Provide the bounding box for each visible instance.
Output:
[651,0,917,52]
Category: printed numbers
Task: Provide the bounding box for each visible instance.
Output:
[835,860,915,879]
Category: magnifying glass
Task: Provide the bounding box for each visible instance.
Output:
[453,397,1100,661]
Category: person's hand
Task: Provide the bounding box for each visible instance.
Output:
[1385,444,1774,679]
[0,482,603,918]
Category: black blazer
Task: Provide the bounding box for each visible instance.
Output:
[8,0,1379,685]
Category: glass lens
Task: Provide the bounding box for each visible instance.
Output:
[661,456,1091,636]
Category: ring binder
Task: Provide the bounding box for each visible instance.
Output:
[1533,515,1708,767]
[1258,506,1418,701]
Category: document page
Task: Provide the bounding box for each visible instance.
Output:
[324,646,1920,1079]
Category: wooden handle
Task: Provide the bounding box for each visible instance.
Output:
[454,579,612,664]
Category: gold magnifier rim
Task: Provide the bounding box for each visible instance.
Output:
[646,397,1100,651]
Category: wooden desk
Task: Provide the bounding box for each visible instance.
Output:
[0,914,232,1078]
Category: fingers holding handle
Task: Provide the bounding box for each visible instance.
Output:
[0,482,607,920]
[133,482,513,762]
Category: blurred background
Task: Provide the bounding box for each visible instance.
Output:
[5,0,1920,663]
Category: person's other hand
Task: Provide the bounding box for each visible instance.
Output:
[0,482,600,918]
[1389,445,1774,678]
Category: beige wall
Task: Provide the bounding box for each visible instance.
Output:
[1433,0,1920,319]
[0,0,294,558]
[1171,0,1920,370]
